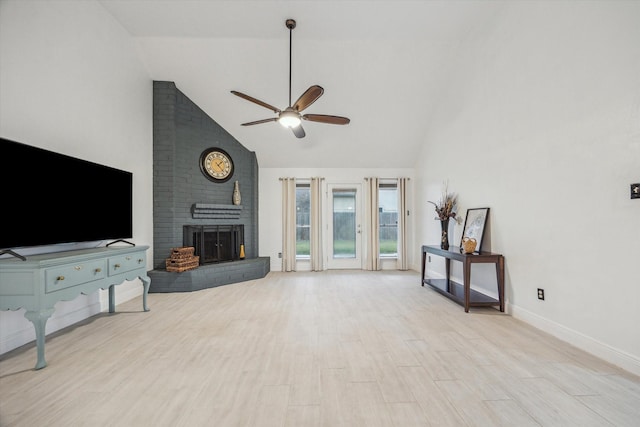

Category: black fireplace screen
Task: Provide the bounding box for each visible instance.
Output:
[183,225,244,264]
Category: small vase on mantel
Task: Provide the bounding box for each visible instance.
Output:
[232,181,241,205]
[440,218,450,250]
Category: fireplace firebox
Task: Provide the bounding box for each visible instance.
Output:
[183,225,244,265]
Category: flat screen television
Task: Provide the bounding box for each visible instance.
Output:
[0,137,133,252]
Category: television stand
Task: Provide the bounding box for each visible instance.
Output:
[0,249,26,261]
[0,245,150,369]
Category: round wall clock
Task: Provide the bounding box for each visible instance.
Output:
[199,147,234,183]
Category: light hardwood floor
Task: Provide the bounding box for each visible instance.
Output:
[1,270,639,426]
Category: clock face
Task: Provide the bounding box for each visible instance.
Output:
[199,148,234,182]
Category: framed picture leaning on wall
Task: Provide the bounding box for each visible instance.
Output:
[460,207,490,253]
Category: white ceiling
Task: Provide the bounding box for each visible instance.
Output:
[99,0,506,168]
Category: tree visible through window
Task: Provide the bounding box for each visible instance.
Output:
[379,183,398,257]
[296,184,310,257]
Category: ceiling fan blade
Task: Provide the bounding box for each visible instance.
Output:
[302,114,351,125]
[293,85,324,112]
[231,90,281,113]
[241,118,278,126]
[291,124,306,138]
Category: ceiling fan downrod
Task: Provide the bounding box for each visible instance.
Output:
[286,19,296,107]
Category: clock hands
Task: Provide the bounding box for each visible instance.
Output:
[208,159,225,172]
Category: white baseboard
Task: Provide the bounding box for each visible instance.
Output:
[510,304,640,377]
[423,266,639,377]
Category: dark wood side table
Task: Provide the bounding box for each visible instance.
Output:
[421,245,505,313]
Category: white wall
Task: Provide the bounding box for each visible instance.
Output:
[259,168,415,272]
[415,1,640,375]
[0,1,152,354]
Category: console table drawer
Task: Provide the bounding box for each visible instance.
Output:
[108,253,146,276]
[45,260,107,292]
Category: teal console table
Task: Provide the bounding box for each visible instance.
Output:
[0,245,150,369]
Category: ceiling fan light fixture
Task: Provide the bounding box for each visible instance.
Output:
[231,18,349,138]
[278,108,301,128]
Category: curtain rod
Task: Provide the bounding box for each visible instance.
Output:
[364,177,410,180]
[279,177,409,181]
[278,177,325,180]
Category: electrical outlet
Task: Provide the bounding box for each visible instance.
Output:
[631,183,640,199]
[537,288,545,300]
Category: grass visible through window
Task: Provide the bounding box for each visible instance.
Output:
[296,240,397,257]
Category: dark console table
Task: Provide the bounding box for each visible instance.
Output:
[421,245,504,312]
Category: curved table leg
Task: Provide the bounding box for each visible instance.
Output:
[140,275,151,312]
[24,308,55,370]
[107,276,151,313]
[109,284,116,313]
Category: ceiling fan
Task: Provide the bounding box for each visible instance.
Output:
[231,19,350,139]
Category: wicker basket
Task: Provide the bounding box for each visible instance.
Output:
[170,246,195,259]
[165,256,200,272]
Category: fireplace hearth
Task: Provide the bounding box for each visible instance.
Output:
[183,225,244,265]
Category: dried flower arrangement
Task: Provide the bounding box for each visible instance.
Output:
[428,181,459,223]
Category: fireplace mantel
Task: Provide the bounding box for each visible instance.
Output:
[191,203,242,219]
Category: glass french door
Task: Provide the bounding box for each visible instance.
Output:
[326,184,362,269]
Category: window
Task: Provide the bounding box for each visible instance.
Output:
[332,189,357,258]
[296,183,310,257]
[379,182,398,257]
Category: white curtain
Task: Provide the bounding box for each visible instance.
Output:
[310,177,324,271]
[397,178,409,270]
[364,177,380,271]
[281,177,296,272]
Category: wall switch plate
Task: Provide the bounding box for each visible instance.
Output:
[631,183,640,199]
[278,252,282,258]
[537,288,545,300]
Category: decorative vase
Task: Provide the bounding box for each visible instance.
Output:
[440,219,450,250]
[232,181,241,205]
[462,237,477,254]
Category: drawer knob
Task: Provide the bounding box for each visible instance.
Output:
[138,259,144,263]
[95,268,102,273]
[74,265,83,271]
[56,276,65,281]
[114,264,121,269]
[126,256,131,261]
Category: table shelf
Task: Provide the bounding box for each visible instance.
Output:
[422,278,500,307]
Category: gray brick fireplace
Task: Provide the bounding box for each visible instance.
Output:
[148,81,269,292]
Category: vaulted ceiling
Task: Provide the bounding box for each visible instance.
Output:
[99,0,506,168]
